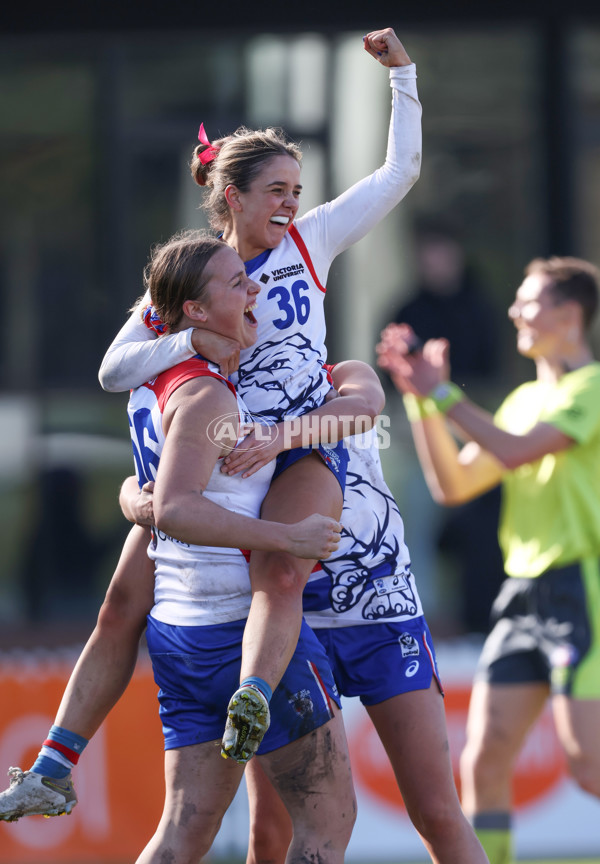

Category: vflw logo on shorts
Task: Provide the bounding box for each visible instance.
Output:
[321,446,341,471]
[398,632,420,658]
[288,689,315,717]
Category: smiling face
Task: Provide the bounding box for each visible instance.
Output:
[508,272,570,358]
[226,154,302,258]
[197,246,261,349]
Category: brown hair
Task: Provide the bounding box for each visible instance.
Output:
[143,230,227,331]
[190,126,302,231]
[525,256,599,331]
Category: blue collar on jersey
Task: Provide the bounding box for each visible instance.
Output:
[214,232,272,276]
[245,248,272,276]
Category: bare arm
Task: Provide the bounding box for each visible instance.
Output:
[153,378,341,559]
[407,412,504,506]
[329,359,386,417]
[444,399,573,470]
[378,323,574,471]
[375,328,502,503]
[280,360,384,446]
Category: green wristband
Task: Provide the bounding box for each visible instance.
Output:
[427,381,465,414]
[402,393,440,422]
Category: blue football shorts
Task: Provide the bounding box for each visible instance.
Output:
[313,616,443,706]
[273,438,348,494]
[146,615,341,752]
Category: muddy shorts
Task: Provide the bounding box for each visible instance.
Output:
[147,615,341,752]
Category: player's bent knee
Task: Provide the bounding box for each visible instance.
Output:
[96,587,149,634]
[408,797,463,845]
[249,819,291,862]
[252,554,311,595]
[461,740,507,792]
[159,815,222,863]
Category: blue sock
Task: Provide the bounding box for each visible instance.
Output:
[241,676,273,703]
[31,725,88,780]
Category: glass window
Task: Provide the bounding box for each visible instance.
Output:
[573,26,600,348]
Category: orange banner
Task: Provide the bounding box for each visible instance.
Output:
[0,651,571,863]
[0,654,164,863]
[349,685,567,813]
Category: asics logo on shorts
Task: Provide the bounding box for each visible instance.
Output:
[405,660,420,678]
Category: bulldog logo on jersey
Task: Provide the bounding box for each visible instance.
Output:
[236,333,326,423]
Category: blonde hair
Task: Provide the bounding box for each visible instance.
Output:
[143,230,227,331]
[190,125,302,231]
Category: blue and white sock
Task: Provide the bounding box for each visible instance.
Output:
[31,725,89,780]
[240,677,273,703]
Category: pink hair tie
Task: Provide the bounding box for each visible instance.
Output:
[142,304,169,335]
[198,122,219,166]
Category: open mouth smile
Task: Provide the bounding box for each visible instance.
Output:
[244,302,258,325]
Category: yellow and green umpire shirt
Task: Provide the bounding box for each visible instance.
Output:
[494,362,600,578]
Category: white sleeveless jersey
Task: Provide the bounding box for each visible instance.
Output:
[303,428,423,628]
[127,357,275,627]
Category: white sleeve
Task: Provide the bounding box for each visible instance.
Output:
[98,292,196,392]
[297,63,422,272]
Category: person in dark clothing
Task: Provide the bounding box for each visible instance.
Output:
[393,217,504,633]
[395,218,498,383]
